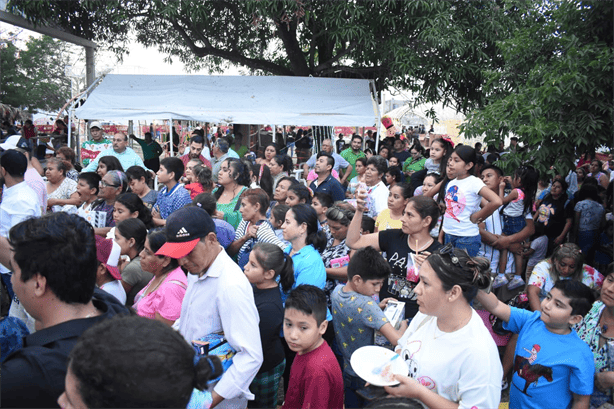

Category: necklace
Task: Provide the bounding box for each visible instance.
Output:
[409,236,434,253]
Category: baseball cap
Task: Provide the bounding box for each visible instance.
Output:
[0,135,31,152]
[156,207,216,259]
[89,121,101,129]
[95,236,122,280]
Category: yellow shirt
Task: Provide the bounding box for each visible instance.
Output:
[375,208,403,231]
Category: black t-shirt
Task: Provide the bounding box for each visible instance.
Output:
[378,229,442,319]
[535,195,574,240]
[1,289,130,408]
[253,286,285,373]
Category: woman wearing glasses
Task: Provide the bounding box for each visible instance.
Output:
[347,195,442,319]
[322,204,355,307]
[384,245,502,409]
[93,170,129,237]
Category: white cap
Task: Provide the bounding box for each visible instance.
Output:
[0,135,22,150]
[89,121,101,129]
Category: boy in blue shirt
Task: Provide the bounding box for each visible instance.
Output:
[332,246,409,408]
[477,279,595,409]
[152,157,191,226]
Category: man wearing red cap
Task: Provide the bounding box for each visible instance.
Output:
[156,206,263,409]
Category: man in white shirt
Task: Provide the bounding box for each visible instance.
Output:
[156,207,263,409]
[0,150,42,303]
[82,132,149,173]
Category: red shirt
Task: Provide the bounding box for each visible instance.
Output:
[185,183,205,200]
[282,341,344,409]
[180,154,212,172]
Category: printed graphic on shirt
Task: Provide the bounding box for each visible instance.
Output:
[444,185,465,223]
[401,340,436,390]
[537,204,555,226]
[513,344,553,396]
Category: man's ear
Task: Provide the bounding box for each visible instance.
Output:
[33,273,47,297]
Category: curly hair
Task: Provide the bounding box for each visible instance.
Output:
[69,315,220,408]
[9,213,97,304]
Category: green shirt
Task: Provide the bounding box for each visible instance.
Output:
[340,148,366,180]
[402,156,426,174]
[235,145,249,158]
[133,137,164,160]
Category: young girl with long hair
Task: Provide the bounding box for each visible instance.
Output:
[498,165,539,289]
[429,145,502,256]
[243,242,294,408]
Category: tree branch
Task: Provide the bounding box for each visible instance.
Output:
[274,17,310,76]
[314,40,359,72]
[170,18,294,76]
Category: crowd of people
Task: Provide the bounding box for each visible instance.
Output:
[0,122,613,409]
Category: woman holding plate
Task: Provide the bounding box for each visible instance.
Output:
[383,245,503,409]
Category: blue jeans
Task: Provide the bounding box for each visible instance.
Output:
[343,372,367,408]
[444,233,481,257]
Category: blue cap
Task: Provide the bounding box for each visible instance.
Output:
[155,206,216,259]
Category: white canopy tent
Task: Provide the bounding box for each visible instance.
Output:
[75,74,379,126]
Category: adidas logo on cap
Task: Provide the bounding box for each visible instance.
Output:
[176,227,190,238]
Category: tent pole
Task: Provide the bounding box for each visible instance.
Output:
[169,118,174,156]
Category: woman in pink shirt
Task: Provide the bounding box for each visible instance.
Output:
[134,230,188,326]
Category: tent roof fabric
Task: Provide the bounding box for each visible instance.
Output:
[75,74,378,126]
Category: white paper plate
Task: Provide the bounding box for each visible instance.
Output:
[350,345,408,386]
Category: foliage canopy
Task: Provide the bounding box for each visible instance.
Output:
[1,34,72,112]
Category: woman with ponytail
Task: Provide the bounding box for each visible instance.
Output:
[282,204,327,303]
[385,244,503,409]
[243,242,294,408]
[58,315,222,409]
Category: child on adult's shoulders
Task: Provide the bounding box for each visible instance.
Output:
[281,285,344,409]
[477,279,595,409]
[332,246,408,408]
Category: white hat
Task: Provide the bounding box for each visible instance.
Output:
[89,121,102,129]
[0,135,22,150]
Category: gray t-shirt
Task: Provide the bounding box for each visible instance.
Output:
[122,256,153,307]
[331,285,388,377]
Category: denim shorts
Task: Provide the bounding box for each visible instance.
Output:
[502,214,526,236]
[444,233,481,257]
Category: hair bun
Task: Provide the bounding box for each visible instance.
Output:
[467,256,492,289]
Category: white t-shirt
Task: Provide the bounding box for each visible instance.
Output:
[366,181,389,218]
[442,176,485,237]
[502,188,525,217]
[528,261,603,301]
[396,311,502,409]
[100,280,127,305]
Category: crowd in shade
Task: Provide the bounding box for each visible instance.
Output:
[0,122,613,409]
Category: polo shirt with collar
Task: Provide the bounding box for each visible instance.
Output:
[154,183,192,219]
[306,152,350,173]
[340,148,366,180]
[0,181,41,275]
[309,174,345,202]
[1,289,130,408]
[178,248,262,407]
[82,146,148,173]
[211,153,229,182]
